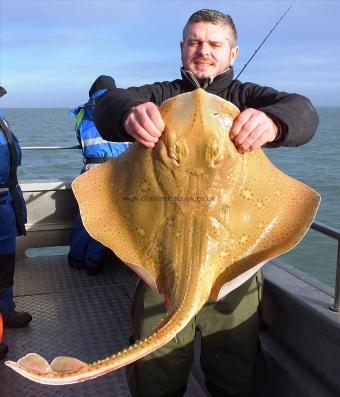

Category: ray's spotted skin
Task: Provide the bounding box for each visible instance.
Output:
[6,89,320,385]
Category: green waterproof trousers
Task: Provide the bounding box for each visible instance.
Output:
[127,272,266,397]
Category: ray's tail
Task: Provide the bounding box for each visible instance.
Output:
[5,291,205,385]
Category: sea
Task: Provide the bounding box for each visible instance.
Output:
[3,107,340,288]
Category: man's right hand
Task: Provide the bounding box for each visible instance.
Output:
[124,102,165,147]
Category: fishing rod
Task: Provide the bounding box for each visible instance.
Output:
[21,145,81,150]
[235,5,292,80]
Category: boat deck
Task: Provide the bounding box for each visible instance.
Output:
[0,253,209,397]
[2,181,340,396]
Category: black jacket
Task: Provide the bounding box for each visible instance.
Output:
[94,68,318,147]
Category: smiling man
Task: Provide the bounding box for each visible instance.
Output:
[181,17,238,81]
[94,9,318,397]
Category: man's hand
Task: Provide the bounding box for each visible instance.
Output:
[230,108,279,153]
[124,102,165,148]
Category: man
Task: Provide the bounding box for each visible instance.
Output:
[68,76,130,275]
[94,9,318,397]
[0,86,32,359]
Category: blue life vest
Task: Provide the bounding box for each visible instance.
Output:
[0,112,22,184]
[71,89,131,161]
[0,111,27,239]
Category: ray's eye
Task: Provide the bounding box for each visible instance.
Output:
[206,144,224,167]
[169,142,186,165]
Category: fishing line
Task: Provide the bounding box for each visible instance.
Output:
[235,5,292,80]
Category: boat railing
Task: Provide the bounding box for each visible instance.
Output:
[311,221,340,312]
[22,145,81,150]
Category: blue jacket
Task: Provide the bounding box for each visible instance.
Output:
[0,111,27,239]
[71,89,131,161]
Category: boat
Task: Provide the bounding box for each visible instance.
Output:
[0,177,339,396]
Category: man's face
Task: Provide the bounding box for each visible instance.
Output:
[180,22,239,80]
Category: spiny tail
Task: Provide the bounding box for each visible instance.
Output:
[5,297,204,385]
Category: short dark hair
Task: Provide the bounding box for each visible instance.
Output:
[183,9,237,47]
[0,86,7,98]
[89,75,116,98]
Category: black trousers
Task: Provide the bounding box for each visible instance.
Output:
[0,253,15,289]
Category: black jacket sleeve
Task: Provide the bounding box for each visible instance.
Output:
[94,83,166,141]
[95,77,319,147]
[229,82,319,147]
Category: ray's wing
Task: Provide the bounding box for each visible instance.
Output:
[209,135,320,301]
[72,144,166,292]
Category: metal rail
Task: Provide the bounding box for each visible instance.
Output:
[311,221,340,312]
[21,145,80,150]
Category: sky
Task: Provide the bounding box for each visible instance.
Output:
[0,0,339,108]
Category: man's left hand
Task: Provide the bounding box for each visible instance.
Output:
[230,108,279,153]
